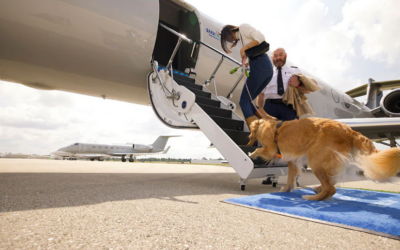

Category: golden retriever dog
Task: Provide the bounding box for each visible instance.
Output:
[248,118,400,201]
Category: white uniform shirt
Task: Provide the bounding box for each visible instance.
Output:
[234,23,266,47]
[262,64,302,100]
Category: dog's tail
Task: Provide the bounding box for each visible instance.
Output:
[352,134,400,182]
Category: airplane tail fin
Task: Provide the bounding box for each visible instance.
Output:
[162,146,171,154]
[151,135,181,150]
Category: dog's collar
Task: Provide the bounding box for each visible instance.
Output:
[274,121,284,158]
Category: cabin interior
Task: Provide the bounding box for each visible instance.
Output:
[152,0,200,72]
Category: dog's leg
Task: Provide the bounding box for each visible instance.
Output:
[302,167,336,201]
[248,148,263,159]
[280,162,299,192]
[312,185,322,194]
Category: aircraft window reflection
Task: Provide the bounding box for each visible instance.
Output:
[331,89,340,103]
[343,95,351,108]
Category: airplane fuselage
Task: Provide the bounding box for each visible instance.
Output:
[0,0,373,120]
[57,142,155,155]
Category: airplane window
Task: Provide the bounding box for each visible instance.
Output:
[331,89,340,103]
[92,146,95,148]
[117,147,119,149]
[74,143,78,146]
[343,95,351,108]
[111,147,114,149]
[105,147,108,149]
[99,146,102,149]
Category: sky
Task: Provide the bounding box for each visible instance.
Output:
[0,0,399,158]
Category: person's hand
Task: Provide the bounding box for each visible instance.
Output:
[288,75,300,87]
[240,47,246,59]
[245,62,249,67]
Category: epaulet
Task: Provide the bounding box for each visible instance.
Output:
[291,66,298,68]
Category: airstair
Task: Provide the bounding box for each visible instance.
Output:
[148,24,288,190]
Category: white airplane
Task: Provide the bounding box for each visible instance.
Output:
[1,0,399,189]
[51,136,178,162]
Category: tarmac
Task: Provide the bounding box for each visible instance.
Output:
[0,159,399,249]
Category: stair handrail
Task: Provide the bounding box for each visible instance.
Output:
[159,23,193,71]
[152,62,173,98]
[158,23,193,100]
[197,41,244,99]
[197,41,241,66]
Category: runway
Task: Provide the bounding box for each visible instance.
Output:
[1,159,399,249]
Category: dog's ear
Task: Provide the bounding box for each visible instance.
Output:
[247,119,262,146]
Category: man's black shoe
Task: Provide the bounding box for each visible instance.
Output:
[262,177,272,185]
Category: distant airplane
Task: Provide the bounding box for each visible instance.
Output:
[51,135,180,162]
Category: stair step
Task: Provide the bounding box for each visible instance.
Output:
[198,104,232,119]
[173,73,195,83]
[195,96,220,107]
[187,87,211,98]
[175,78,203,90]
[210,116,244,131]
[223,129,250,145]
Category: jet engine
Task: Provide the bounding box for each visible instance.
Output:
[380,89,400,117]
[131,144,153,152]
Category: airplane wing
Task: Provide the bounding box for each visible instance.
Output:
[337,118,400,141]
[75,154,112,159]
[345,79,400,98]
[109,146,172,157]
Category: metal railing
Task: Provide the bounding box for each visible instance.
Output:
[155,23,193,100]
[156,24,244,100]
[197,41,244,99]
[159,23,192,71]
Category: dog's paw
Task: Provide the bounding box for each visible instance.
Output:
[248,152,256,159]
[280,186,293,192]
[302,195,321,200]
[313,186,322,194]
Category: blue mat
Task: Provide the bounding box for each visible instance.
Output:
[224,188,400,240]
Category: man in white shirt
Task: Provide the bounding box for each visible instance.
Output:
[257,47,306,120]
[257,48,307,185]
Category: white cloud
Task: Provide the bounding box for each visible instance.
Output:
[340,0,400,67]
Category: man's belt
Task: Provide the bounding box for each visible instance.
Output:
[265,99,284,104]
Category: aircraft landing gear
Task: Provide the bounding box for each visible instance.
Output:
[90,159,94,161]
[239,178,248,191]
[129,155,134,163]
[377,133,400,148]
[122,156,126,162]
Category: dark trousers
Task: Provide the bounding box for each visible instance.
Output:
[263,102,298,121]
[239,54,273,118]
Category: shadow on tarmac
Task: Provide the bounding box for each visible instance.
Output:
[0,172,303,212]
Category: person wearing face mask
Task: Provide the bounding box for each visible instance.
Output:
[219,24,274,130]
